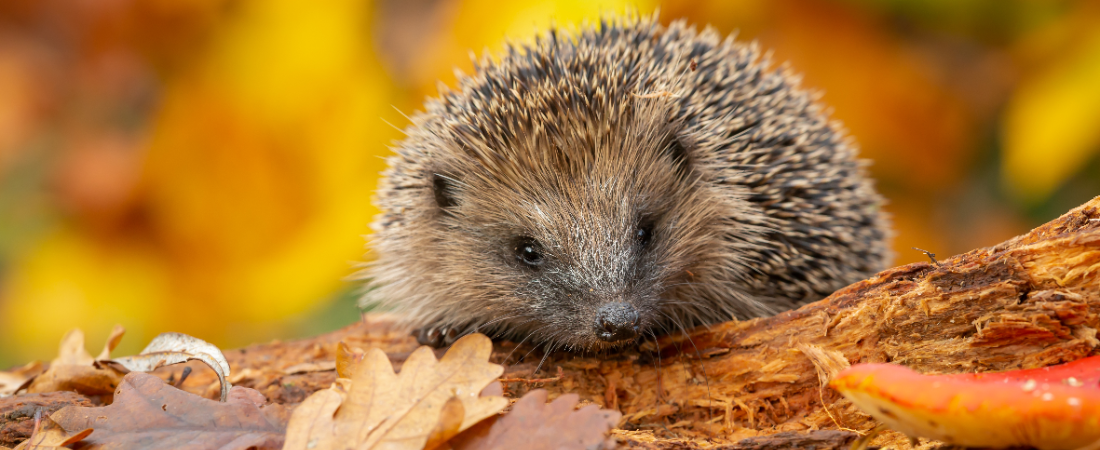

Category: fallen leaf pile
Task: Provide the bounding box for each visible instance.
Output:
[45,372,288,450]
[2,329,623,450]
[0,363,42,398]
[12,326,232,404]
[23,326,127,402]
[106,332,233,401]
[831,355,1100,449]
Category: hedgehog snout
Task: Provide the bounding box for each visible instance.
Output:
[594,302,640,342]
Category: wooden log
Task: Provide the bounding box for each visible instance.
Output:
[0,392,93,447]
[3,196,1098,449]
[212,195,1099,447]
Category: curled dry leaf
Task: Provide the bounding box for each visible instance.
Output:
[446,389,621,450]
[49,372,288,450]
[60,325,124,367]
[0,362,43,397]
[24,327,232,403]
[95,325,126,361]
[284,333,508,450]
[830,356,1100,450]
[107,332,233,401]
[335,341,365,379]
[26,327,127,401]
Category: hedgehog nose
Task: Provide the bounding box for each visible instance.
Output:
[594,302,640,342]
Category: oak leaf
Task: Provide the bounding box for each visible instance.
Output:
[284,333,508,450]
[49,372,288,449]
[446,390,621,450]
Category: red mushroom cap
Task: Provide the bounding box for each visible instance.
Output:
[830,356,1100,450]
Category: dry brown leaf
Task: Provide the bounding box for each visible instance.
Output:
[446,389,621,450]
[425,396,466,450]
[26,328,127,401]
[283,361,336,375]
[284,333,508,450]
[95,325,126,362]
[49,372,287,449]
[12,415,92,450]
[0,362,43,397]
[54,329,95,367]
[106,332,233,401]
[335,341,366,379]
[24,327,234,402]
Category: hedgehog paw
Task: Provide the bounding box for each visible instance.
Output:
[415,325,461,348]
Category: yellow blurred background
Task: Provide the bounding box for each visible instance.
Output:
[1,0,1098,368]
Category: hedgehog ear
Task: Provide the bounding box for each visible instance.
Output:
[431,173,460,211]
[665,134,694,177]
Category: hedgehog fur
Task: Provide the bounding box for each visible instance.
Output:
[359,14,892,352]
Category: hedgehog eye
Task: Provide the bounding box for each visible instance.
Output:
[635,224,653,248]
[515,239,544,267]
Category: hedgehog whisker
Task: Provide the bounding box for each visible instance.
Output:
[658,310,714,421]
[679,277,714,328]
[477,314,524,330]
[659,300,720,316]
[490,318,536,339]
[533,342,558,375]
[650,314,679,343]
[508,323,553,364]
[645,329,664,406]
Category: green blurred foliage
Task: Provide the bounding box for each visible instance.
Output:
[0,0,1097,368]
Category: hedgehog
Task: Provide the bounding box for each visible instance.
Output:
[359,14,891,353]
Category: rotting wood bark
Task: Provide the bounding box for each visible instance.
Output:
[0,391,92,447]
[2,196,1098,449]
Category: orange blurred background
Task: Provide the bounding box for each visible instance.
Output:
[1,0,1098,368]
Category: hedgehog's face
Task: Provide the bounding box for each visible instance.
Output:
[434,174,676,350]
[487,194,668,351]
[421,127,745,351]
